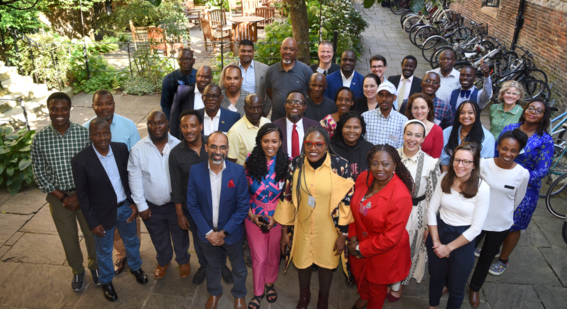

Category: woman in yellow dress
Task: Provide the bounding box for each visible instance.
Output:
[275,126,355,309]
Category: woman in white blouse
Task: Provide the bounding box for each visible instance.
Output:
[426,142,490,309]
[467,129,529,308]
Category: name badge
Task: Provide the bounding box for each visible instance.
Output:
[389,134,399,142]
[504,185,515,190]
[307,195,316,208]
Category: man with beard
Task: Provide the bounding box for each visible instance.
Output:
[265,37,313,121]
[161,48,197,120]
[304,73,337,122]
[388,55,423,110]
[429,49,461,104]
[324,49,364,100]
[187,131,249,309]
[198,85,240,140]
[220,65,250,117]
[449,63,492,113]
[83,89,142,275]
[310,40,340,76]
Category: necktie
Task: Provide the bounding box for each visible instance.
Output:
[397,78,407,107]
[292,124,300,158]
[460,89,472,98]
[323,70,328,76]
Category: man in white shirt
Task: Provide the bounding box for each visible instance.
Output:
[430,49,461,104]
[198,85,241,139]
[388,56,423,110]
[194,66,213,110]
[127,111,191,280]
[324,50,364,100]
[448,64,492,113]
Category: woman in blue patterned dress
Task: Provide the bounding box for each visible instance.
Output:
[488,100,553,275]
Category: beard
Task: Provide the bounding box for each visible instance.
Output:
[211,154,225,165]
[283,59,292,64]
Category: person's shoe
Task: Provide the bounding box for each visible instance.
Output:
[205,293,222,309]
[131,268,148,284]
[154,263,169,279]
[296,287,311,309]
[114,257,127,275]
[234,297,246,309]
[386,291,400,302]
[489,260,509,276]
[71,272,85,292]
[192,266,206,285]
[317,292,329,309]
[101,282,118,302]
[179,263,191,278]
[91,269,101,286]
[469,289,480,307]
[222,265,233,284]
[442,286,448,296]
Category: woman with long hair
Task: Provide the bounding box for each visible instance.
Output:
[244,124,289,309]
[404,93,444,158]
[274,126,355,309]
[320,87,355,138]
[488,100,553,276]
[440,100,495,172]
[489,80,525,138]
[353,74,381,114]
[347,144,414,309]
[427,142,490,309]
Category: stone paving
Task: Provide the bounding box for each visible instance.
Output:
[1,3,567,309]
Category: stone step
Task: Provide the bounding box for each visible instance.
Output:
[1,76,33,93]
[0,66,21,82]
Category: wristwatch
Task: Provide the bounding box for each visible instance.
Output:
[59,193,69,203]
[355,245,363,258]
[222,230,228,237]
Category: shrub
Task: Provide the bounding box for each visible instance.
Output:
[123,76,159,95]
[0,127,35,195]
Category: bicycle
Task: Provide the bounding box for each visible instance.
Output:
[540,106,567,199]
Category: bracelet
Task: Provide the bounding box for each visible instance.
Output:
[59,193,69,203]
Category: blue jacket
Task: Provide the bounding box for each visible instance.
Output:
[449,88,479,115]
[197,108,240,137]
[186,160,249,245]
[324,70,364,100]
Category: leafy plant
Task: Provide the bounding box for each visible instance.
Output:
[129,45,175,90]
[210,51,237,84]
[0,127,35,195]
[123,76,158,95]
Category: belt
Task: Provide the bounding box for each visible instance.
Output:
[64,188,76,193]
[117,200,126,207]
[412,195,425,206]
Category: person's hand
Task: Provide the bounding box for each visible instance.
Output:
[177,213,191,231]
[347,238,359,257]
[127,203,138,223]
[280,230,290,255]
[91,225,105,237]
[266,215,276,230]
[250,213,264,228]
[63,195,80,211]
[139,209,151,221]
[480,61,491,77]
[434,244,451,258]
[334,235,347,256]
[207,231,225,246]
[423,230,429,244]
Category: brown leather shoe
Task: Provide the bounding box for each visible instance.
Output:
[205,294,222,309]
[179,263,191,278]
[154,263,169,279]
[114,257,126,275]
[469,289,480,307]
[234,297,246,309]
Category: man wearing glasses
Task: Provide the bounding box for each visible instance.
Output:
[369,54,388,84]
[161,49,197,120]
[273,90,320,157]
[199,85,241,140]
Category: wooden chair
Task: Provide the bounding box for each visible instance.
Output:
[255,7,274,29]
[229,0,244,17]
[208,8,232,33]
[231,22,257,53]
[129,20,148,50]
[243,0,259,16]
[201,18,231,51]
[147,26,174,56]
[183,1,203,29]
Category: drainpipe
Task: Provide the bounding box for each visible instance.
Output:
[510,0,526,50]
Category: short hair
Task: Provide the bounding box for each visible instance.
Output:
[224,64,242,78]
[498,128,528,150]
[519,99,551,136]
[207,130,229,146]
[47,92,72,108]
[179,109,203,124]
[92,90,113,103]
[286,89,305,99]
[402,55,418,65]
[460,65,474,72]
[178,48,193,58]
[497,80,525,105]
[239,40,254,48]
[342,49,357,58]
[369,54,387,67]
[89,117,109,132]
[319,40,333,48]
[440,49,456,59]
[405,93,435,122]
[424,71,440,80]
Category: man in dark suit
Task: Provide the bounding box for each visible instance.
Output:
[388,55,423,110]
[198,84,241,140]
[324,49,364,100]
[71,118,148,302]
[187,131,249,309]
[273,90,320,157]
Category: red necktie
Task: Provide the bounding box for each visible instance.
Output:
[292,124,300,158]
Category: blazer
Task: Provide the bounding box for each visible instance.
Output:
[324,70,364,100]
[170,84,196,139]
[186,160,249,245]
[197,107,241,135]
[272,117,320,156]
[219,60,271,115]
[449,87,480,114]
[388,75,423,100]
[71,142,133,230]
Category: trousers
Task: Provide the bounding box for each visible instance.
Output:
[114,216,141,259]
[245,219,281,296]
[358,277,388,309]
[469,229,509,291]
[199,238,247,298]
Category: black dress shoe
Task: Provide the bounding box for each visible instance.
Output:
[130,268,148,284]
[221,265,233,284]
[101,282,118,302]
[193,266,206,286]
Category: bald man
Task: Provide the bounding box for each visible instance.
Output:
[304,73,337,121]
[265,37,313,121]
[161,48,197,120]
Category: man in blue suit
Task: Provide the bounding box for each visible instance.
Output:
[198,84,241,141]
[187,131,249,309]
[324,49,364,100]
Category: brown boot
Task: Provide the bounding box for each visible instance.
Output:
[205,293,222,309]
[154,263,169,279]
[296,287,311,309]
[234,297,246,309]
[317,292,329,309]
[179,263,191,278]
[469,289,480,307]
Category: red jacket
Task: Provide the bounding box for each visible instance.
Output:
[349,171,412,285]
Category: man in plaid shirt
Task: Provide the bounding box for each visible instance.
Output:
[30,92,98,292]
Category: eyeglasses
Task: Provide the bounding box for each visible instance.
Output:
[304,141,325,149]
[423,79,440,86]
[203,94,221,99]
[505,91,520,96]
[208,145,227,150]
[453,159,473,167]
[178,57,194,62]
[371,65,385,69]
[526,106,544,115]
[286,99,305,106]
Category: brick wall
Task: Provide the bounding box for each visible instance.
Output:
[450,0,567,107]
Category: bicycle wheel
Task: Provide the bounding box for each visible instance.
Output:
[540,145,567,198]
[526,68,548,84]
[413,26,438,48]
[404,15,423,35]
[563,218,567,244]
[409,23,427,45]
[524,79,551,101]
[400,10,415,28]
[430,46,452,69]
[421,36,449,62]
[545,172,567,218]
[391,0,410,14]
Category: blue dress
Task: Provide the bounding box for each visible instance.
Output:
[246,156,284,221]
[497,123,553,231]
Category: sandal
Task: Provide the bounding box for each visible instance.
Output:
[248,294,264,309]
[265,284,277,303]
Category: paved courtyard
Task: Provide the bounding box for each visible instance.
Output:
[0,3,566,309]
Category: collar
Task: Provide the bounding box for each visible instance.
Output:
[304,151,332,171]
[205,108,221,120]
[93,144,113,158]
[244,116,263,129]
[143,133,176,146]
[239,60,254,70]
[398,148,422,163]
[286,117,303,129]
[378,108,395,119]
[402,75,414,82]
[180,137,206,151]
[49,122,73,136]
[497,104,522,115]
[278,60,296,72]
[340,70,355,83]
[196,87,203,95]
[208,160,226,173]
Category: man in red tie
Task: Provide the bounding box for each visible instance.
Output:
[273,90,320,158]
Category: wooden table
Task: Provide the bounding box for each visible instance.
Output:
[228,16,264,42]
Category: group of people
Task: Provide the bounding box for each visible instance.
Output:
[29,36,554,309]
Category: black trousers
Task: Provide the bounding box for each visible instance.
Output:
[469,229,510,292]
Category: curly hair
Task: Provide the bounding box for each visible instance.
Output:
[245,123,289,183]
[441,142,482,198]
[334,86,355,104]
[497,80,525,105]
[364,144,414,195]
[518,99,551,136]
[405,93,435,122]
[331,111,367,144]
[498,128,528,150]
[443,100,485,160]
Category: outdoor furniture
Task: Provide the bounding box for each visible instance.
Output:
[231,22,257,53]
[129,20,148,50]
[147,26,172,55]
[201,18,231,51]
[183,1,203,29]
[243,0,259,16]
[229,0,244,17]
[255,7,274,29]
[207,8,232,33]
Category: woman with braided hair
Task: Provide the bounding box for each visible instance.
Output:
[346,144,414,309]
[244,123,289,309]
[274,126,355,309]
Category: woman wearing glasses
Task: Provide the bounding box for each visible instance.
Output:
[353,74,381,114]
[489,81,526,138]
[274,126,355,309]
[404,93,444,158]
[488,100,553,276]
[320,87,355,138]
[427,142,490,309]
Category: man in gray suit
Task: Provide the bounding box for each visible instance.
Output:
[219,39,271,117]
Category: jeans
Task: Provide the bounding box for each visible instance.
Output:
[199,238,247,298]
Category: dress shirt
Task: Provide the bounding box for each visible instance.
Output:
[454,76,492,110]
[194,87,204,110]
[208,161,226,231]
[489,103,523,138]
[31,123,90,193]
[220,88,250,117]
[128,134,181,212]
[397,75,414,102]
[239,61,256,94]
[286,118,304,154]
[227,116,272,165]
[362,109,408,148]
[169,140,209,204]
[93,145,127,203]
[430,68,461,105]
[341,70,354,88]
[204,109,221,136]
[440,125,495,166]
[83,114,141,150]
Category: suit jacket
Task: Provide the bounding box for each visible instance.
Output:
[272,117,320,156]
[170,84,196,139]
[388,75,423,101]
[219,60,271,116]
[324,70,364,100]
[71,142,132,230]
[449,87,480,114]
[186,160,249,245]
[197,107,241,141]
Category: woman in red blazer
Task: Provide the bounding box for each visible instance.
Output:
[347,144,414,309]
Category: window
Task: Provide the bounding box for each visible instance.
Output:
[483,0,500,8]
